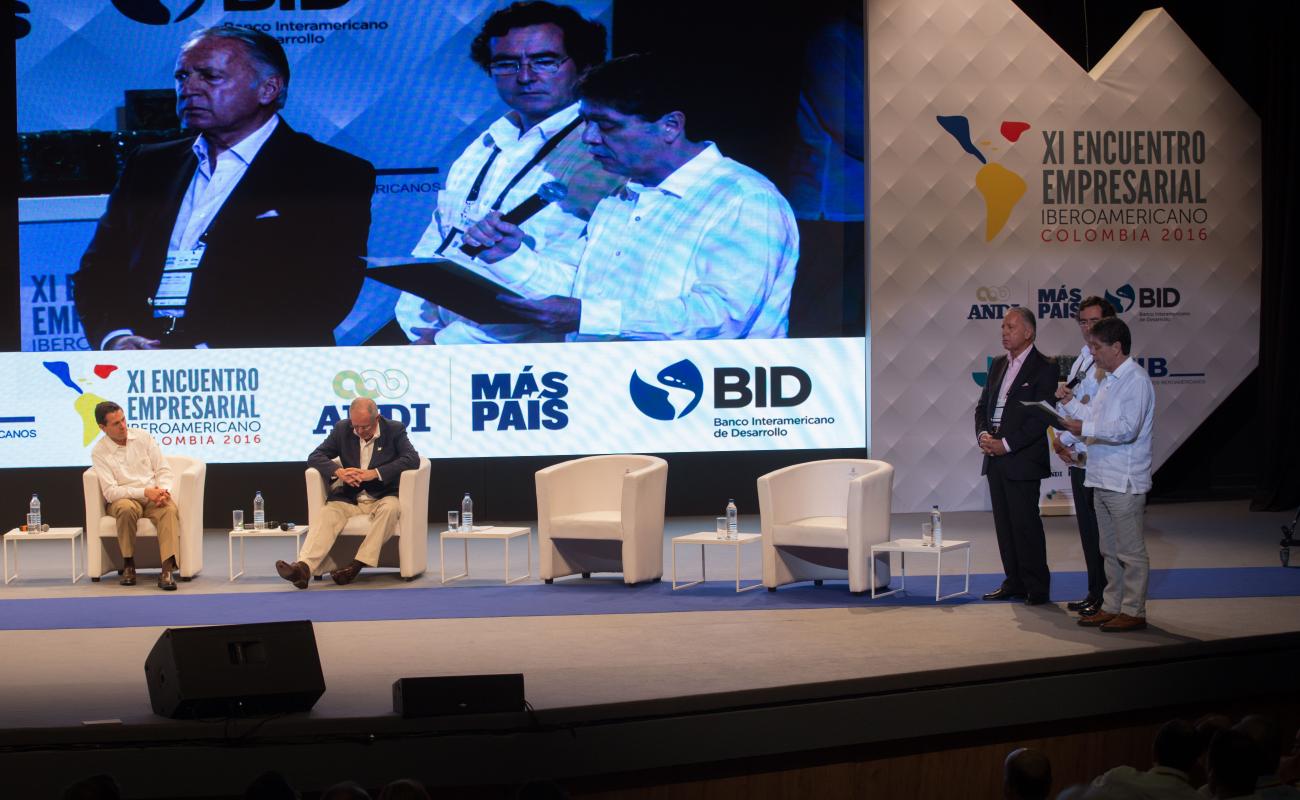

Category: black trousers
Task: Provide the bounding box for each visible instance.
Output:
[986,458,1051,597]
[1070,466,1107,600]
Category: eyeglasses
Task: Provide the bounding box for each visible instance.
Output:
[488,56,570,76]
[1076,316,1103,326]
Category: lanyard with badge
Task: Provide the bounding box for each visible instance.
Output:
[436,116,583,255]
[149,229,209,333]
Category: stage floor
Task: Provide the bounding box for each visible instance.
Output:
[1,500,1296,735]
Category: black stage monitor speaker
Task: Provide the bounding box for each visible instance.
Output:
[393,674,525,718]
[144,620,326,719]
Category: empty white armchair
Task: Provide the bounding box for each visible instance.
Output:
[304,457,431,579]
[83,454,206,581]
[758,459,893,593]
[535,455,668,584]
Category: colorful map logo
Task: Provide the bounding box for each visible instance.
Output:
[43,361,118,446]
[937,115,1030,241]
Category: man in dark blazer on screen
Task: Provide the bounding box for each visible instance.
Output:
[74,24,374,350]
[277,397,421,588]
[974,306,1058,604]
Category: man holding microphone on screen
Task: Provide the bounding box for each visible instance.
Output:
[460,53,800,341]
[395,1,624,345]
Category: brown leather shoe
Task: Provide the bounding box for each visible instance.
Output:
[1077,611,1117,627]
[331,560,365,586]
[157,569,177,591]
[275,560,310,589]
[119,564,137,586]
[1100,613,1147,632]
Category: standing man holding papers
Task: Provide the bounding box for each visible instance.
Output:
[1053,296,1115,617]
[974,307,1058,605]
[395,1,623,345]
[1060,317,1156,632]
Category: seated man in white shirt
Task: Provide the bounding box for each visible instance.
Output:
[1060,316,1156,632]
[460,52,800,341]
[90,401,181,590]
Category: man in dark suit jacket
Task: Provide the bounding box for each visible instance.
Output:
[73,24,374,350]
[277,397,421,588]
[974,306,1058,604]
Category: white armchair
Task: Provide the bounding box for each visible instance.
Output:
[535,455,668,585]
[83,455,206,581]
[304,457,430,579]
[758,459,893,593]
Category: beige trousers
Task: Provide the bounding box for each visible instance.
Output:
[298,496,401,572]
[109,498,181,566]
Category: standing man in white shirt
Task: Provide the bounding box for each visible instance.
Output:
[1052,296,1116,617]
[90,401,181,590]
[395,1,624,345]
[1061,316,1156,632]
[461,52,800,341]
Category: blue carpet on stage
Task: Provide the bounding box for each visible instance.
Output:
[1,568,1298,631]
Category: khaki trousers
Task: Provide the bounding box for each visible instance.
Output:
[298,496,400,573]
[109,498,181,566]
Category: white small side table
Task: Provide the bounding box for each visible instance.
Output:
[3,527,86,584]
[228,526,306,581]
[440,526,532,585]
[671,532,762,592]
[870,538,971,601]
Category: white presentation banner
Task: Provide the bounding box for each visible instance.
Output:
[0,338,865,466]
[869,0,1261,512]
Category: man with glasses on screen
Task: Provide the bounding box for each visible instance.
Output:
[73,24,375,350]
[395,1,624,345]
[458,52,800,341]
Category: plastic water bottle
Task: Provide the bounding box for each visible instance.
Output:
[726,499,738,540]
[930,505,943,548]
[461,492,473,532]
[28,493,41,532]
[253,491,265,530]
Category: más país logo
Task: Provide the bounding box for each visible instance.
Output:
[937,115,1031,241]
[470,366,568,431]
[629,359,703,421]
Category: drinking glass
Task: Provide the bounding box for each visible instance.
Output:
[232,509,244,531]
[716,516,728,540]
[447,511,459,531]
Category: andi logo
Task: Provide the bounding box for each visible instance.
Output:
[629,359,703,421]
[937,115,1031,241]
[331,369,409,401]
[42,361,120,446]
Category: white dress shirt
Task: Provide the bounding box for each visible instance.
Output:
[91,428,173,504]
[990,345,1033,452]
[1056,343,1103,457]
[482,143,799,341]
[101,115,280,349]
[396,103,623,344]
[1081,357,1156,494]
[1093,765,1202,799]
[354,426,381,503]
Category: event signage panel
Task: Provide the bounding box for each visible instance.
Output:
[0,338,865,466]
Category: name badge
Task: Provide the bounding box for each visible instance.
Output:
[164,248,204,272]
[152,247,204,318]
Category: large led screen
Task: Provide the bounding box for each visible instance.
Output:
[8,1,867,465]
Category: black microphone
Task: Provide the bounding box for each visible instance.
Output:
[1066,356,1093,390]
[460,181,568,258]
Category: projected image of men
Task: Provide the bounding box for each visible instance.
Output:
[462,53,800,341]
[73,24,375,350]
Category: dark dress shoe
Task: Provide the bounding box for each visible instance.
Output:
[982,587,1026,601]
[157,570,177,591]
[1078,602,1104,617]
[1024,594,1051,606]
[1067,596,1100,612]
[275,560,310,589]
[119,565,137,586]
[331,560,365,586]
